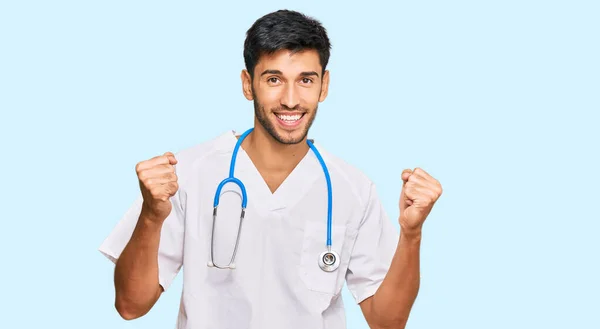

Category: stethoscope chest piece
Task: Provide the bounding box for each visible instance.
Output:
[318,249,340,272]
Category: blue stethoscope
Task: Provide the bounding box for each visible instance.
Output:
[207,128,339,272]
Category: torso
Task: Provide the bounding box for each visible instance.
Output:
[165,130,392,328]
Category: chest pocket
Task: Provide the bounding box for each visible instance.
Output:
[299,220,348,295]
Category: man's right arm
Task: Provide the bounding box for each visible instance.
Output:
[112,151,180,320]
[114,213,164,320]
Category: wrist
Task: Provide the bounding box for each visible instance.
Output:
[139,210,165,231]
[140,203,168,224]
[400,226,423,241]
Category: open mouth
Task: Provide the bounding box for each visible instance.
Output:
[274,112,305,127]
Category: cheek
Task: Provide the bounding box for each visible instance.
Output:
[259,86,282,100]
[255,89,279,108]
[299,88,321,104]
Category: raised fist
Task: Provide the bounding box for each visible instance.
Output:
[399,167,442,233]
[135,152,179,223]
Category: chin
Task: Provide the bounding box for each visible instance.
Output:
[270,127,308,145]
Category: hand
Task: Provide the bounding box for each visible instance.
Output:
[135,152,179,223]
[399,168,442,234]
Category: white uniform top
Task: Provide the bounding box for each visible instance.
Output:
[99,130,399,329]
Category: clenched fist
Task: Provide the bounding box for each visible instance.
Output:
[399,168,442,233]
[136,152,179,223]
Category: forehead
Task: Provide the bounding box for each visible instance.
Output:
[254,49,322,75]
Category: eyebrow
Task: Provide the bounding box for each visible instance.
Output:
[260,69,320,78]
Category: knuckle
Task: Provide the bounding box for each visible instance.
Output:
[135,162,144,173]
[428,189,437,198]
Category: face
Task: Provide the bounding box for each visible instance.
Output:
[241,49,330,144]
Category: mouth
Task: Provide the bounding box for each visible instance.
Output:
[274,112,306,128]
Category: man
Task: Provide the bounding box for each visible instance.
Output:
[99,9,442,329]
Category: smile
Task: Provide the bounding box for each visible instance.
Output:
[275,113,305,123]
[274,112,306,128]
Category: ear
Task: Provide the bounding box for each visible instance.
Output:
[241,69,254,101]
[319,70,330,102]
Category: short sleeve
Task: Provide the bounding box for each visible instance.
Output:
[345,183,399,304]
[98,189,185,291]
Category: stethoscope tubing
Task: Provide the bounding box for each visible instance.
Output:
[306,138,332,248]
[209,127,337,271]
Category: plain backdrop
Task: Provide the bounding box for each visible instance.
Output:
[1,1,598,328]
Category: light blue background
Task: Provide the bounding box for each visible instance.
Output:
[1,1,598,328]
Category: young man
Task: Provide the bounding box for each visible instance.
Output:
[99,9,442,329]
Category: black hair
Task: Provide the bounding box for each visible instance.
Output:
[243,10,331,79]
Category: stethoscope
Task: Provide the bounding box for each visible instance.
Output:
[207,127,340,272]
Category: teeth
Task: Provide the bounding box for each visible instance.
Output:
[276,114,302,122]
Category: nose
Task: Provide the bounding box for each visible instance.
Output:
[280,83,300,109]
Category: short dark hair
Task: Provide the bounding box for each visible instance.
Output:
[243,10,331,79]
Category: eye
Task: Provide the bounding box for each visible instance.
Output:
[301,77,313,84]
[267,77,281,85]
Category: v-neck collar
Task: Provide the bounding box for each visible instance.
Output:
[225,130,323,213]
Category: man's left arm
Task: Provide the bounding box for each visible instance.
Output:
[360,168,443,329]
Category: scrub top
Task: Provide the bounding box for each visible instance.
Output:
[99,130,399,329]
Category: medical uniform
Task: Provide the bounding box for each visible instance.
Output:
[99,130,399,329]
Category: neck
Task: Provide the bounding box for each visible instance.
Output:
[242,124,310,173]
